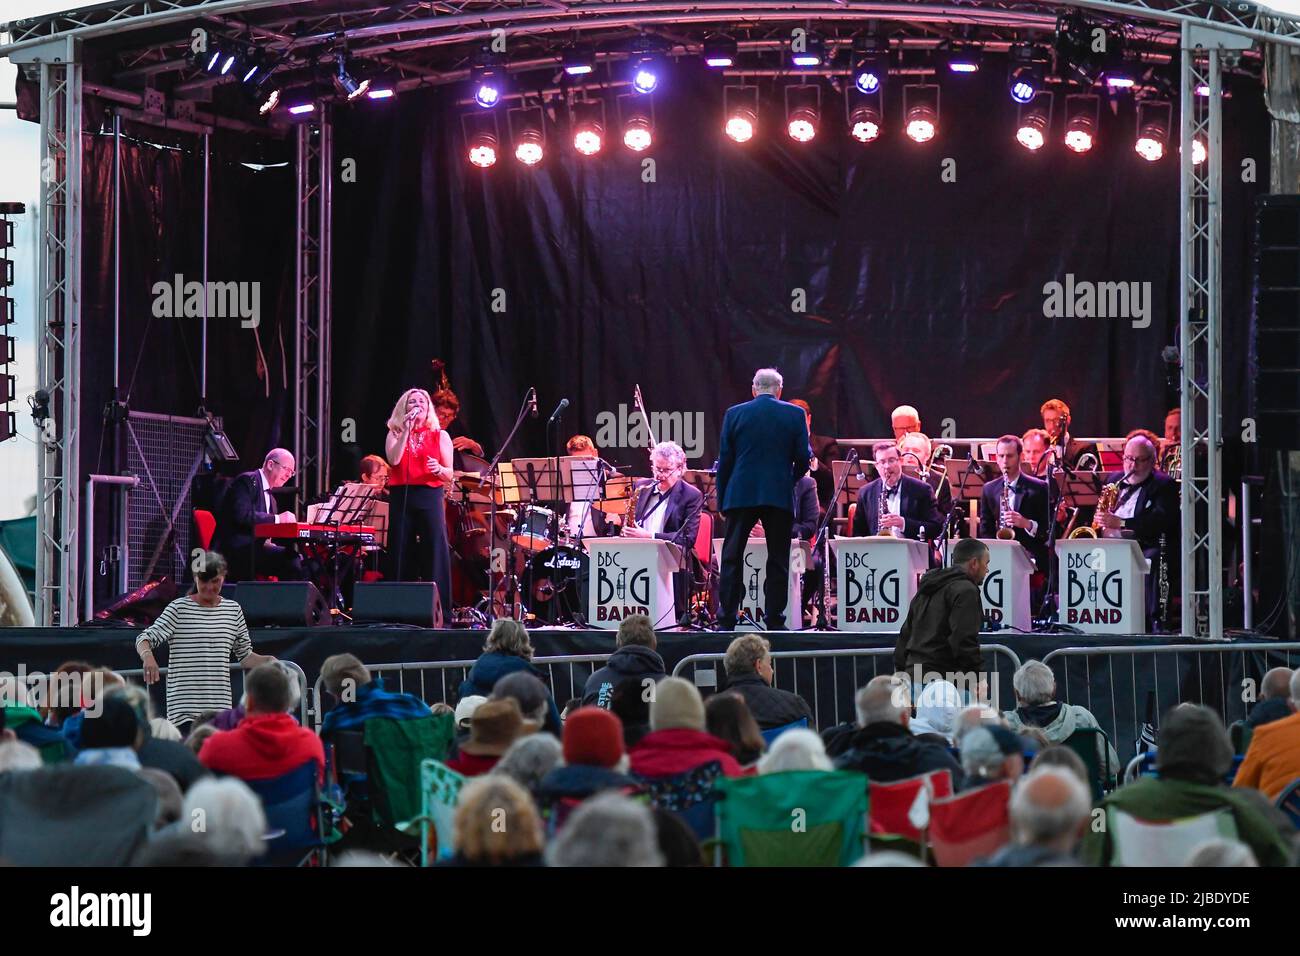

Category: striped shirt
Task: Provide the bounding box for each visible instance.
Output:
[135,596,253,726]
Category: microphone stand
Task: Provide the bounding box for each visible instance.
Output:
[810,452,858,630]
[1036,455,1060,625]
[484,391,535,624]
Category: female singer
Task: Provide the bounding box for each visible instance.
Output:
[384,388,454,607]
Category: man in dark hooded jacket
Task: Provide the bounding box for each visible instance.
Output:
[582,614,666,709]
[834,675,964,787]
[893,538,989,680]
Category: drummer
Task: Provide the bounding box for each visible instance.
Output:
[433,388,486,471]
[565,434,612,541]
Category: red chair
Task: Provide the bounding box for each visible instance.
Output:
[869,769,953,844]
[693,511,713,566]
[847,502,857,534]
[928,781,1012,867]
[193,509,217,550]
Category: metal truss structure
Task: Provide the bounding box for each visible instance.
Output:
[5,1,1299,633]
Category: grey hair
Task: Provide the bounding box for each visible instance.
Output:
[1291,668,1300,705]
[274,660,303,714]
[650,441,687,469]
[758,728,833,774]
[0,740,43,773]
[752,368,783,394]
[181,777,268,862]
[953,704,994,744]
[545,792,665,867]
[959,727,1007,779]
[492,733,563,793]
[1012,661,1056,706]
[1009,766,1090,847]
[1185,839,1258,867]
[855,675,907,727]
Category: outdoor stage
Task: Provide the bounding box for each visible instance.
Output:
[3,626,1294,763]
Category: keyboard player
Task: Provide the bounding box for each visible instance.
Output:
[214,448,306,582]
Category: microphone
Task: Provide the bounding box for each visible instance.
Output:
[849,449,868,482]
[528,388,538,419]
[548,398,569,426]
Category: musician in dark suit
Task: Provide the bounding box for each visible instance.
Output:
[1040,397,1096,469]
[978,434,1051,572]
[620,441,705,620]
[716,368,812,631]
[851,441,944,540]
[898,431,954,523]
[1095,434,1179,626]
[789,400,839,509]
[433,388,485,471]
[214,448,305,582]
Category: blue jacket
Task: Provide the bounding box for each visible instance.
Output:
[716,394,811,512]
[458,652,563,733]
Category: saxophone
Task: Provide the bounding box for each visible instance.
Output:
[1158,532,1170,625]
[620,481,643,535]
[1067,481,1120,539]
[876,480,893,536]
[996,479,1015,540]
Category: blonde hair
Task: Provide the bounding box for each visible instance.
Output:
[484,618,534,660]
[453,775,544,863]
[386,388,438,435]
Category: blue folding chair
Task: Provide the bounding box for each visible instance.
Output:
[634,761,724,843]
[760,717,809,748]
[245,761,327,867]
[1275,778,1300,828]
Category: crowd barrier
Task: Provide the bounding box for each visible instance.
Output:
[1042,642,1300,764]
[119,660,311,729]
[671,645,1025,732]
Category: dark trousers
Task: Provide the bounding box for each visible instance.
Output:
[718,506,795,630]
[388,485,453,611]
[237,541,304,583]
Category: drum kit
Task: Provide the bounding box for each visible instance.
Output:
[443,452,635,625]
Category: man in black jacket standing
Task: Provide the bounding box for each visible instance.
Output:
[894,538,989,687]
[716,368,812,631]
[833,674,964,786]
[720,634,813,730]
[581,614,666,709]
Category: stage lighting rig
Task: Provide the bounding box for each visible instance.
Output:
[1064,94,1100,153]
[785,84,821,142]
[333,52,371,101]
[1056,12,1124,87]
[789,32,826,69]
[618,93,655,151]
[572,99,606,155]
[510,105,547,166]
[904,85,940,143]
[852,34,889,95]
[1015,93,1052,151]
[945,40,983,74]
[1008,43,1044,104]
[703,35,738,68]
[472,55,506,108]
[1134,101,1171,162]
[564,44,596,76]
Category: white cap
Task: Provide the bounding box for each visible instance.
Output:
[454,695,487,730]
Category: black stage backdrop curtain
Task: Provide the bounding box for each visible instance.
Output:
[330,63,1269,476]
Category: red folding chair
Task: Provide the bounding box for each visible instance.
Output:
[693,511,713,566]
[193,509,217,550]
[869,769,953,843]
[928,781,1012,867]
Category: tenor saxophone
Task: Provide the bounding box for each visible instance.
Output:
[1067,481,1120,539]
[620,481,642,535]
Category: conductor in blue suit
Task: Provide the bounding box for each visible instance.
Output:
[716,368,812,631]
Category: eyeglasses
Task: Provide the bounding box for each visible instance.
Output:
[651,465,678,476]
[1122,455,1152,464]
[270,460,295,477]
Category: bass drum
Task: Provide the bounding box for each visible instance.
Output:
[528,545,590,625]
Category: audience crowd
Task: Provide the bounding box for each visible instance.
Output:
[2,608,1299,868]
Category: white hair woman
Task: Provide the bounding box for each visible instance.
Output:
[757,728,833,774]
[384,387,454,604]
[181,776,268,864]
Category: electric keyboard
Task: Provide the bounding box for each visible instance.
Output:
[254,522,376,544]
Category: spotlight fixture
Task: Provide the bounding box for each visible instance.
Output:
[283,87,317,116]
[333,53,370,101]
[903,85,940,143]
[509,105,547,166]
[789,32,825,69]
[785,84,821,142]
[472,65,504,108]
[239,48,267,85]
[563,44,596,76]
[849,103,882,143]
[1015,95,1052,151]
[1192,135,1207,166]
[258,88,281,115]
[1134,101,1171,162]
[851,34,888,95]
[367,84,395,100]
[629,45,662,94]
[618,92,655,151]
[1008,45,1045,104]
[624,116,653,151]
[723,84,760,143]
[572,99,605,155]
[945,41,983,74]
[468,131,499,168]
[1063,94,1099,153]
[703,34,738,68]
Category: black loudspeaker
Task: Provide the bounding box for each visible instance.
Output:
[234,581,329,626]
[351,582,444,628]
[1254,195,1300,450]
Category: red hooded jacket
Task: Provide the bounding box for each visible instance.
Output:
[628,728,744,778]
[199,712,325,783]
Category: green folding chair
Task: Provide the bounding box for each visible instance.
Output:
[397,758,465,867]
[1062,726,1115,801]
[713,770,868,867]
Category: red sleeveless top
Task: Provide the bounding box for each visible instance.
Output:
[388,426,448,488]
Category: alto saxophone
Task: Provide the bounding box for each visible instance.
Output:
[996,479,1015,540]
[620,480,643,535]
[1067,481,1120,539]
[877,480,894,536]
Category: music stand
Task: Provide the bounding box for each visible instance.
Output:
[948,459,998,539]
[682,469,718,511]
[560,456,604,542]
[314,482,381,616]
[510,457,562,503]
[1061,469,1104,508]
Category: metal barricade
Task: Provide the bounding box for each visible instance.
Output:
[118,660,311,728]
[1041,642,1300,764]
[309,654,613,732]
[671,645,1023,732]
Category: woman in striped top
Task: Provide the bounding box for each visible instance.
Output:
[135,550,275,732]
